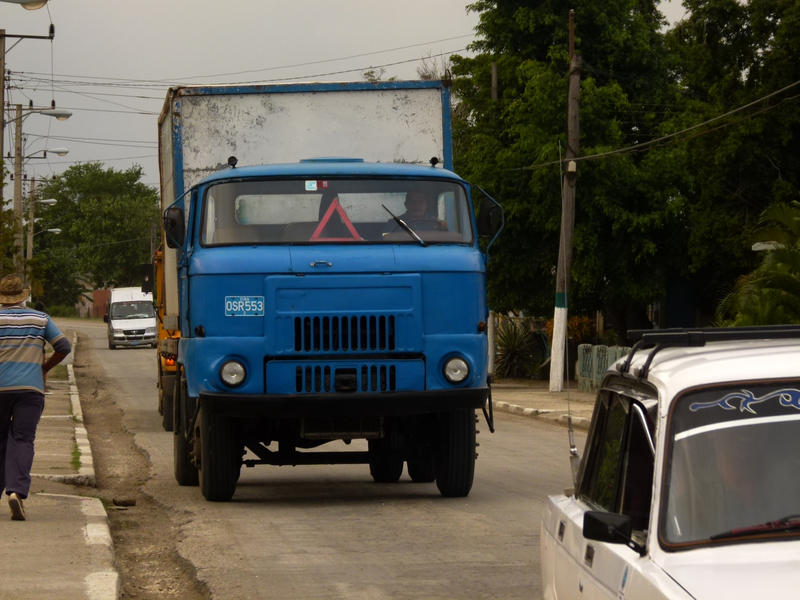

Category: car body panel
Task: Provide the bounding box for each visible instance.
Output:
[542,335,800,599]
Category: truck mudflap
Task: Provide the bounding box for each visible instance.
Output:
[198,388,488,419]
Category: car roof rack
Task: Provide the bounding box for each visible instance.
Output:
[620,325,800,379]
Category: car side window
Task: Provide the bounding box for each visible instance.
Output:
[579,392,655,531]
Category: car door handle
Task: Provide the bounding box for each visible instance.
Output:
[584,544,595,568]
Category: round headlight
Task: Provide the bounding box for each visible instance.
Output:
[220,360,246,387]
[443,357,469,383]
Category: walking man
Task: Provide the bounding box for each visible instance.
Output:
[0,274,71,520]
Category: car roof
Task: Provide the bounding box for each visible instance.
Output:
[610,328,800,409]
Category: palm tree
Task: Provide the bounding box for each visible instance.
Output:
[717,202,800,325]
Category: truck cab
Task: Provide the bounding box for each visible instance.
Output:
[165,159,494,501]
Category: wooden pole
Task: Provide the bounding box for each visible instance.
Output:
[1,29,6,192]
[549,10,581,391]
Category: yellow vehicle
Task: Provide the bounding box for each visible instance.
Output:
[151,248,180,431]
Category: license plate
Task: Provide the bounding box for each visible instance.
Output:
[225,296,265,317]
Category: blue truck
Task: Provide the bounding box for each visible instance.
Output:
[158,81,500,501]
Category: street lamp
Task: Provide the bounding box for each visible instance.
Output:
[27,194,58,264]
[0,0,49,8]
[8,147,70,160]
[11,104,71,274]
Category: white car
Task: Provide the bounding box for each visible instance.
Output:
[541,327,800,599]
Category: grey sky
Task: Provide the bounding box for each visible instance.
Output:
[1,0,685,196]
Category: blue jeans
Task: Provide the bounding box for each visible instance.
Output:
[0,390,45,499]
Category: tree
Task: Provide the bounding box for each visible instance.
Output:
[0,207,18,276]
[451,0,676,331]
[662,0,800,324]
[451,0,800,331]
[32,163,159,308]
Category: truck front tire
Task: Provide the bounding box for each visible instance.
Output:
[198,407,242,501]
[159,370,175,432]
[172,377,198,486]
[434,409,476,497]
[407,457,435,483]
[368,438,404,483]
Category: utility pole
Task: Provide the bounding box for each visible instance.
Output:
[13,103,23,276]
[25,175,34,286]
[1,29,6,189]
[26,175,34,262]
[0,25,55,194]
[549,10,581,392]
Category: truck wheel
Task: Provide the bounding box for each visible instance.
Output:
[160,374,174,432]
[198,407,241,501]
[173,378,198,486]
[174,429,199,486]
[407,457,435,483]
[368,439,403,483]
[434,409,476,497]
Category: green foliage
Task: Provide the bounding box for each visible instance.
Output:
[717,202,800,325]
[0,207,18,276]
[494,318,548,379]
[29,163,159,308]
[47,304,81,318]
[453,0,800,328]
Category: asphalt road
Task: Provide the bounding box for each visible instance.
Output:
[74,319,582,599]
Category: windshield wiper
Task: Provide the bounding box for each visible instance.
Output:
[710,514,800,540]
[382,205,425,246]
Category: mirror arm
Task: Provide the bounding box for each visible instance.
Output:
[475,185,504,261]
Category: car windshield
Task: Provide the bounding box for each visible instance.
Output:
[110,301,155,320]
[662,382,800,546]
[200,178,473,245]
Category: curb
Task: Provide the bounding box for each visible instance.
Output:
[36,493,120,600]
[493,401,591,430]
[34,334,97,486]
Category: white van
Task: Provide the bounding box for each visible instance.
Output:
[104,287,157,349]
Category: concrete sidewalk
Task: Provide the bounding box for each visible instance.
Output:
[0,333,119,600]
[2,323,597,600]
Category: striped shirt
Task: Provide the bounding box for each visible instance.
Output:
[0,305,72,394]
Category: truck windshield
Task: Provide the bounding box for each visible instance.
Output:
[201,178,474,245]
[662,382,800,547]
[110,301,155,320]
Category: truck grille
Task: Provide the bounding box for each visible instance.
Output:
[294,315,396,353]
[295,364,397,393]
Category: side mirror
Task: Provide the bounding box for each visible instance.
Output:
[583,511,645,556]
[477,203,502,237]
[472,185,504,262]
[140,263,154,294]
[103,313,109,323]
[164,206,185,248]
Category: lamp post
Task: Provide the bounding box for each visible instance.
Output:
[25,180,59,288]
[26,185,58,263]
[0,22,58,189]
[11,104,71,275]
[0,1,49,8]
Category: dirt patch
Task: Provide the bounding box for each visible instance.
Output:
[71,345,209,599]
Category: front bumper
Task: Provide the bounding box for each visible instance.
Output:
[200,387,488,419]
[112,335,156,347]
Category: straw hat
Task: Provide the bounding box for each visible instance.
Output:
[0,274,30,305]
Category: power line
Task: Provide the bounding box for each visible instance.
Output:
[515,77,800,171]
[9,33,475,86]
